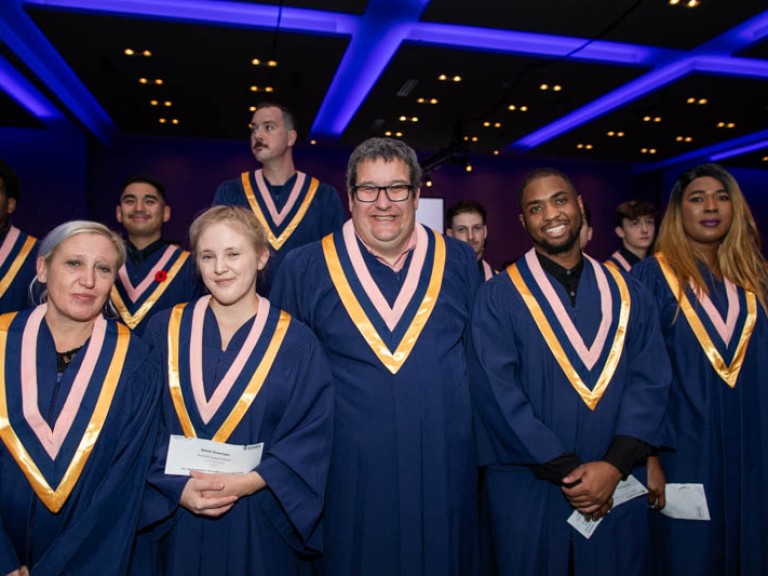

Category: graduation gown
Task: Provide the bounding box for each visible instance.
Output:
[271,221,480,576]
[470,249,672,576]
[213,170,344,295]
[137,296,333,575]
[0,305,161,576]
[633,255,768,575]
[0,226,37,314]
[110,243,201,336]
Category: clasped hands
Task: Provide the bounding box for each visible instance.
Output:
[179,470,266,517]
[561,461,621,521]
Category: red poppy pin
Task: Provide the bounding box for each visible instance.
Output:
[155,270,168,282]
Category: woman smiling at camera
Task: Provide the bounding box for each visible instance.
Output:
[0,221,161,576]
[632,164,768,576]
[133,205,333,575]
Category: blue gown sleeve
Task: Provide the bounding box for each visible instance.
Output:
[610,278,674,448]
[468,278,570,466]
[0,515,20,575]
[254,323,334,553]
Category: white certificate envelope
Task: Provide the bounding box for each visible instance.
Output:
[164,435,264,476]
[661,483,710,520]
[568,474,648,539]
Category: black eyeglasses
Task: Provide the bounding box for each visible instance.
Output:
[352,184,413,203]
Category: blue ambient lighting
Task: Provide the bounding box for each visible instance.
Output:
[11,0,768,155]
[0,54,60,119]
[634,129,768,175]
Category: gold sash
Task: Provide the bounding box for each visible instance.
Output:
[111,251,190,329]
[656,253,755,388]
[167,304,290,442]
[0,236,36,299]
[322,230,445,375]
[241,172,319,251]
[507,263,630,410]
[0,314,129,512]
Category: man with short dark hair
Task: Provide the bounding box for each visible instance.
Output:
[272,137,479,576]
[606,200,657,272]
[446,199,496,280]
[470,167,671,576]
[213,102,344,295]
[0,159,37,313]
[112,174,200,334]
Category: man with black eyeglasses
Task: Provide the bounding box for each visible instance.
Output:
[272,137,480,576]
[213,102,344,295]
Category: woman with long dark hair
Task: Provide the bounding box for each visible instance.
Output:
[633,164,768,575]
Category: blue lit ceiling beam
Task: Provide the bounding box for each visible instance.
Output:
[2,0,114,141]
[513,9,768,151]
[24,0,356,34]
[0,53,61,119]
[633,129,768,175]
[513,58,694,150]
[407,23,677,65]
[311,0,429,136]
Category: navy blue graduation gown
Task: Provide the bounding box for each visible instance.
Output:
[272,224,480,576]
[470,252,672,576]
[213,172,344,295]
[111,244,202,336]
[0,227,37,314]
[136,298,333,575]
[0,307,161,576]
[633,257,768,575]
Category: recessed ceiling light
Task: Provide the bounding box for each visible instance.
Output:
[154,78,163,85]
[686,0,700,7]
[164,101,172,107]
[539,83,549,91]
[493,150,500,155]
[142,50,152,57]
[675,135,694,142]
[171,118,179,125]
[138,77,148,84]
[251,58,261,65]
[159,118,166,124]
[267,60,278,67]
[452,75,462,82]
[249,106,256,112]
[465,163,473,172]
[310,139,317,145]
[395,131,403,137]
[438,74,447,81]
[124,48,135,56]
[553,85,562,91]
[150,99,158,106]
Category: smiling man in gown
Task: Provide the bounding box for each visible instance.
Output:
[272,137,480,576]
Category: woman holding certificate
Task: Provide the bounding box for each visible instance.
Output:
[135,205,334,574]
[632,164,768,575]
[0,221,160,576]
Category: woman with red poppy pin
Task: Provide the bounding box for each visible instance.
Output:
[633,164,768,575]
[130,206,333,574]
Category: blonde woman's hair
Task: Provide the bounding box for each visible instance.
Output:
[655,163,768,310]
[189,205,269,259]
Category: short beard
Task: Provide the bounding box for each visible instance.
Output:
[537,229,580,256]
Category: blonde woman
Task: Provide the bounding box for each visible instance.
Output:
[0,221,160,576]
[134,206,333,574]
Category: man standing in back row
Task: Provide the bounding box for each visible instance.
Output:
[446,199,496,281]
[469,168,671,575]
[606,200,657,272]
[272,137,479,576]
[213,102,345,295]
[112,174,201,335]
